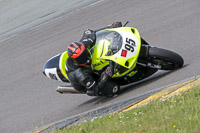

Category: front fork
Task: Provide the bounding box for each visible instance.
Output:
[138,43,162,69]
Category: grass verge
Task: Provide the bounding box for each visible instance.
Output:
[54,85,200,133]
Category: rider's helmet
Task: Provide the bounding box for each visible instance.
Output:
[67,42,91,66]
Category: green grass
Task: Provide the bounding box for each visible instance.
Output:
[55,85,200,133]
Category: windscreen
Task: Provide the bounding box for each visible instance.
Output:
[95,30,123,56]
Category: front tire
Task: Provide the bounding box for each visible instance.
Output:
[102,81,120,97]
[148,47,184,70]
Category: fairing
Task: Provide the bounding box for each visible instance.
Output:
[91,27,141,78]
[43,52,70,82]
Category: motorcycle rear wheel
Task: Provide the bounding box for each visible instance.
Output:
[148,47,184,70]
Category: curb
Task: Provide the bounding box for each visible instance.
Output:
[117,76,200,113]
[32,75,200,133]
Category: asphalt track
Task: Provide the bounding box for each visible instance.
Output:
[0,0,200,132]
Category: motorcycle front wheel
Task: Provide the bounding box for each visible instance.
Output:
[148,47,184,70]
[102,81,120,97]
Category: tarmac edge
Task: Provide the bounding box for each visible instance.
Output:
[118,76,200,113]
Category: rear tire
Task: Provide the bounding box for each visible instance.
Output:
[148,47,184,70]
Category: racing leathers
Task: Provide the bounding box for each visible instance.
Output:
[65,22,122,96]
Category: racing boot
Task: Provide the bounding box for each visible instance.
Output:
[86,81,100,96]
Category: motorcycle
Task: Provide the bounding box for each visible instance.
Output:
[43,23,184,96]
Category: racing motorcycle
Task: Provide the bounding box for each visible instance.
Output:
[43,23,184,96]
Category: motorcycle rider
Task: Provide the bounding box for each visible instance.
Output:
[66,22,122,96]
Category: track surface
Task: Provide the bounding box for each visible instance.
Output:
[0,0,200,132]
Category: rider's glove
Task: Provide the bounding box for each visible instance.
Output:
[81,29,96,48]
[84,29,95,35]
[112,22,122,28]
[84,29,96,42]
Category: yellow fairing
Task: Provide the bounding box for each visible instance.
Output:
[92,39,110,70]
[92,27,141,78]
[59,51,69,80]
